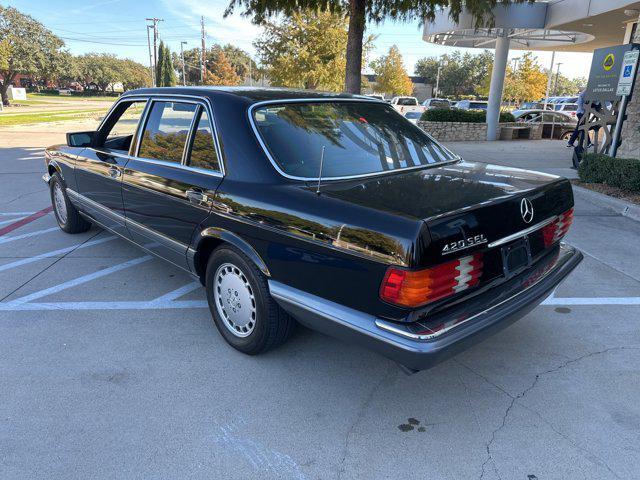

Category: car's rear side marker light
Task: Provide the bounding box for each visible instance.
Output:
[380,252,484,308]
[542,208,574,248]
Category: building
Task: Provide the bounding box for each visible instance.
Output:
[423,0,640,145]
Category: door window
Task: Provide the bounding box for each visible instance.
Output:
[138,101,198,163]
[187,108,221,172]
[99,100,147,153]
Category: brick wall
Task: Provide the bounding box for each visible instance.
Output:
[417,121,542,142]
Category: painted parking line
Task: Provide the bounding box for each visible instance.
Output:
[0,236,116,273]
[542,296,640,306]
[0,227,60,246]
[0,206,53,237]
[0,212,38,217]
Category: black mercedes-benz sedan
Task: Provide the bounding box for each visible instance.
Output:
[43,87,582,372]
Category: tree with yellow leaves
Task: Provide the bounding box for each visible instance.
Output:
[370,45,413,96]
[203,49,241,86]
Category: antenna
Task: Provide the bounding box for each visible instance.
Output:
[316,145,326,195]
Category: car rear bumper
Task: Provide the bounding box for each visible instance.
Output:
[269,243,582,371]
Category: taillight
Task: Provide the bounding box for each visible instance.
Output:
[542,208,574,247]
[380,252,483,308]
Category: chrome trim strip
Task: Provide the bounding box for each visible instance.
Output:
[487,216,557,248]
[246,98,461,182]
[67,188,125,225]
[375,248,565,341]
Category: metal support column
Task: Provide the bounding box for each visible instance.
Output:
[487,33,510,141]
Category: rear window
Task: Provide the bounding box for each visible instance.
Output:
[430,100,449,108]
[397,98,417,106]
[252,101,457,179]
[469,102,488,110]
[405,111,422,119]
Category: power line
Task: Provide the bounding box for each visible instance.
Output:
[57,36,148,47]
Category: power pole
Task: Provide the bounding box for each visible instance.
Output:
[146,25,155,86]
[146,17,163,86]
[200,16,206,83]
[543,50,556,110]
[180,41,188,86]
[434,65,442,98]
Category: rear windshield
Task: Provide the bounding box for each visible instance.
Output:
[397,98,417,106]
[405,111,422,119]
[252,101,457,179]
[430,99,449,108]
[469,102,488,110]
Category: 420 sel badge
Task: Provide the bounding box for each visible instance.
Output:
[43,87,582,372]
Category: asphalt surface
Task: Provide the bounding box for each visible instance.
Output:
[1,125,639,480]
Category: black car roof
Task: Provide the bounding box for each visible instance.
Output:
[122,86,377,106]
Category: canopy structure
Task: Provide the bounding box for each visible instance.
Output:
[423,1,640,139]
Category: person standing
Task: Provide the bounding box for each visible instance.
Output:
[567,89,587,148]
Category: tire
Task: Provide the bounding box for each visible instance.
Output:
[49,172,91,234]
[561,131,572,141]
[205,246,295,355]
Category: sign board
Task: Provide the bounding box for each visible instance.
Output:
[616,49,639,96]
[585,44,635,101]
[7,87,27,101]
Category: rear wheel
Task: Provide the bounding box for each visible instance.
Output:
[205,246,295,354]
[49,173,91,234]
[561,131,572,141]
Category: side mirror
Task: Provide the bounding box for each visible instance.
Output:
[66,131,95,148]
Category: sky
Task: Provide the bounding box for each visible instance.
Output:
[4,0,593,80]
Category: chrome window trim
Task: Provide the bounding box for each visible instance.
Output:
[112,93,225,177]
[247,98,461,182]
[487,216,558,248]
[95,96,149,152]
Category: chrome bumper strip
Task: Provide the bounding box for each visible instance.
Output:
[487,216,557,248]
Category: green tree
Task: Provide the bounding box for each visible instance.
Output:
[0,6,67,104]
[118,59,152,90]
[256,10,364,91]
[415,50,494,97]
[203,49,241,85]
[0,40,11,72]
[76,53,121,91]
[225,0,526,94]
[155,42,177,87]
[370,45,412,96]
[554,73,587,97]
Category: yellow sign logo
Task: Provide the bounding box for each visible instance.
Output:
[603,53,615,71]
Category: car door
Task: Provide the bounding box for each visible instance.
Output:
[122,97,224,271]
[74,98,147,237]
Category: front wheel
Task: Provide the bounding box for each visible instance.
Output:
[49,173,91,234]
[561,131,572,141]
[205,246,295,355]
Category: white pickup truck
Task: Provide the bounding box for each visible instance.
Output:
[389,96,424,115]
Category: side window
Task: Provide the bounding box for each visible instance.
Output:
[100,100,147,152]
[138,101,198,163]
[187,108,221,172]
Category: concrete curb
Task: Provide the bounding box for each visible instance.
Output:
[572,184,640,222]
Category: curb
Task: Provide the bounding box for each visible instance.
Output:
[572,184,640,222]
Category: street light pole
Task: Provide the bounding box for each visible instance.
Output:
[543,51,556,110]
[434,65,442,98]
[180,41,187,86]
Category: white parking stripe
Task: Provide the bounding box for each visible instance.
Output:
[0,227,59,245]
[542,296,640,306]
[6,256,152,306]
[0,236,116,273]
[152,282,202,302]
[0,212,37,217]
[0,300,208,311]
[0,217,26,226]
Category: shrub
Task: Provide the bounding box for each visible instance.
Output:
[420,108,514,123]
[578,153,640,193]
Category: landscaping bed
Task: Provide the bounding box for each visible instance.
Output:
[577,153,640,204]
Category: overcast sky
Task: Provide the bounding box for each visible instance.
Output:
[4,0,593,80]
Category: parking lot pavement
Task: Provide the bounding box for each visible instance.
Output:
[1,130,639,480]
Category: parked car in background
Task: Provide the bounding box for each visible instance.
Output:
[390,96,424,115]
[454,100,488,111]
[553,103,579,118]
[422,98,451,110]
[518,101,551,110]
[513,109,577,140]
[404,111,423,124]
[43,87,581,372]
[366,94,385,101]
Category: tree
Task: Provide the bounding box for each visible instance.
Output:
[554,74,587,96]
[370,45,412,96]
[77,53,120,91]
[255,10,361,91]
[0,6,67,104]
[225,0,527,94]
[221,44,259,82]
[173,44,255,85]
[203,49,241,86]
[118,59,152,90]
[155,42,176,87]
[415,50,494,97]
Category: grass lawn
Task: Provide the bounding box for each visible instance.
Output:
[27,93,118,102]
[0,109,104,126]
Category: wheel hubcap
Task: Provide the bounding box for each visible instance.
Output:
[53,183,67,224]
[213,263,256,337]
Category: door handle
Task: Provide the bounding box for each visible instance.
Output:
[186,189,209,204]
[107,167,121,179]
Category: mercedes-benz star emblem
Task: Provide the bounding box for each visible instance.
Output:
[520,198,534,224]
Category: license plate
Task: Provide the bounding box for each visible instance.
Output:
[501,237,532,278]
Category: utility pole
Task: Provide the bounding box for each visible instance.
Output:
[146,17,163,85]
[543,50,556,110]
[200,16,206,83]
[434,65,442,98]
[180,41,188,86]
[553,62,563,96]
[146,25,155,86]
